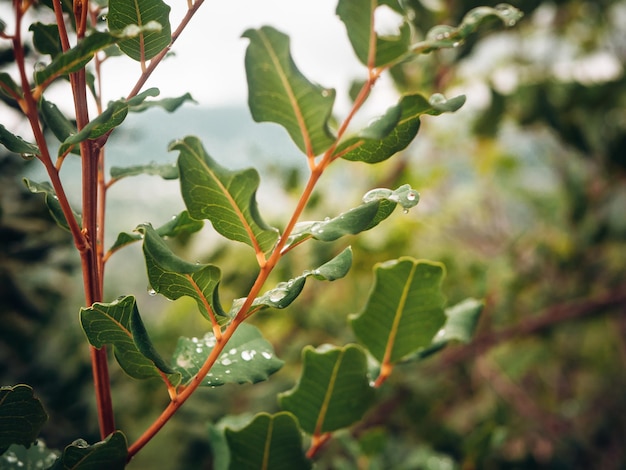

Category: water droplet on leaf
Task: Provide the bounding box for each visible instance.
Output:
[147,286,157,296]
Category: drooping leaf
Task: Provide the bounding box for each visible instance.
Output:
[108,0,171,61]
[336,93,465,163]
[80,295,180,383]
[0,125,39,156]
[39,97,77,147]
[23,178,81,231]
[171,136,279,254]
[29,22,62,57]
[279,344,375,434]
[412,4,523,54]
[109,210,201,252]
[350,258,447,364]
[48,431,127,470]
[224,412,312,470]
[412,297,483,360]
[172,323,284,387]
[0,441,59,470]
[243,26,336,157]
[232,247,353,314]
[0,73,22,99]
[137,223,223,322]
[336,0,411,67]
[283,185,419,250]
[0,385,47,454]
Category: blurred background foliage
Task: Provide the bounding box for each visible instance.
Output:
[1,0,625,468]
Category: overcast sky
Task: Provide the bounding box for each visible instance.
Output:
[100,0,382,111]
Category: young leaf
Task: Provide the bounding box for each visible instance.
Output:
[0,125,39,156]
[109,210,201,252]
[237,247,353,313]
[80,295,180,383]
[171,136,279,254]
[243,26,336,157]
[412,4,523,54]
[108,0,172,61]
[336,93,465,163]
[23,179,81,231]
[137,223,223,322]
[284,185,419,249]
[350,258,447,364]
[48,431,127,470]
[279,344,375,434]
[172,323,284,387]
[224,412,312,470]
[336,0,411,67]
[0,385,47,454]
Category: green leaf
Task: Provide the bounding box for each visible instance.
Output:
[0,385,47,454]
[39,97,77,146]
[412,4,523,54]
[58,99,129,156]
[0,73,22,99]
[336,93,465,163]
[29,22,62,57]
[224,412,312,470]
[172,323,284,386]
[128,91,196,112]
[237,247,353,313]
[1,442,59,469]
[413,298,483,360]
[81,296,180,383]
[137,223,223,322]
[23,178,81,231]
[110,162,179,181]
[284,185,418,249]
[350,258,447,364]
[171,136,279,254]
[34,32,117,86]
[243,26,336,157]
[0,125,39,156]
[109,210,201,252]
[336,0,411,67]
[279,344,375,434]
[49,431,127,470]
[108,0,171,61]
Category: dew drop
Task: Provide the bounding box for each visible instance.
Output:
[225,369,231,374]
[221,357,232,366]
[262,351,273,360]
[406,191,417,201]
[195,347,203,354]
[403,208,410,214]
[20,153,36,160]
[147,286,157,296]
[241,350,256,361]
[429,93,447,106]
[229,348,237,355]
[269,289,287,303]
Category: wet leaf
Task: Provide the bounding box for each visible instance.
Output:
[172,324,283,386]
[23,179,81,231]
[49,431,127,470]
[0,385,47,454]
